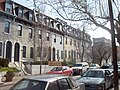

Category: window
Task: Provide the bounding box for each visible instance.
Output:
[61,51,63,59]
[11,79,47,90]
[57,24,60,30]
[65,50,67,58]
[5,2,11,13]
[0,42,2,56]
[74,40,76,46]
[57,50,59,60]
[29,12,33,21]
[18,8,23,17]
[29,28,33,38]
[65,37,67,44]
[68,51,70,58]
[78,41,80,47]
[51,21,54,28]
[4,20,10,33]
[47,81,59,90]
[38,30,41,39]
[54,34,56,43]
[30,47,33,58]
[18,25,22,36]
[60,36,62,44]
[22,46,26,58]
[58,78,71,90]
[70,39,72,45]
[47,32,50,41]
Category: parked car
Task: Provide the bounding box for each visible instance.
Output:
[101,63,113,69]
[46,66,73,76]
[9,74,85,90]
[88,63,100,69]
[101,63,113,73]
[76,69,113,90]
[71,62,89,75]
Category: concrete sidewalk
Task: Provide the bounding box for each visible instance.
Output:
[0,74,36,87]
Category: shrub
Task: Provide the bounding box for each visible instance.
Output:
[0,67,19,72]
[4,71,15,82]
[0,58,9,67]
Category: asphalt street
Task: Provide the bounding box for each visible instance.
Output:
[0,75,120,90]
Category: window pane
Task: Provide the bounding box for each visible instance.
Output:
[58,78,71,90]
[0,42,2,56]
[61,51,63,59]
[22,46,26,58]
[5,3,11,13]
[18,25,22,36]
[47,81,59,90]
[12,79,47,90]
[30,47,33,58]
[18,9,23,17]
[29,28,32,38]
[4,20,10,33]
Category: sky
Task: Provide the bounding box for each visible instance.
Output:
[13,0,111,40]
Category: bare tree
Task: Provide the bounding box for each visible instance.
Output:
[38,0,120,44]
[92,42,112,66]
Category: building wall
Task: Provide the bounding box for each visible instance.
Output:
[0,0,92,64]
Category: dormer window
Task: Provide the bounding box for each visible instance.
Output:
[57,24,60,30]
[5,2,12,13]
[51,21,54,28]
[29,12,33,21]
[18,8,23,17]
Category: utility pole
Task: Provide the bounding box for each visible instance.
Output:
[108,0,119,90]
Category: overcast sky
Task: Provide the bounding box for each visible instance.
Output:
[13,0,111,40]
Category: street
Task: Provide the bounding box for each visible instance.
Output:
[0,75,120,90]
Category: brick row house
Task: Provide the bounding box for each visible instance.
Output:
[0,0,92,72]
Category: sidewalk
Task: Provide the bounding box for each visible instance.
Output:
[0,74,34,87]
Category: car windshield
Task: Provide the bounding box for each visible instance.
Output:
[83,70,104,78]
[51,67,63,71]
[74,64,82,67]
[10,79,47,90]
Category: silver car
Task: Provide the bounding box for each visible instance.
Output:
[76,69,113,90]
[9,74,85,90]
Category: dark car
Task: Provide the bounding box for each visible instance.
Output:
[76,69,113,90]
[9,74,85,90]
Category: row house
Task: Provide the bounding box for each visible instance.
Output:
[57,18,92,63]
[0,0,91,66]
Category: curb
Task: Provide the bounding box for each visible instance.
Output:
[0,82,14,87]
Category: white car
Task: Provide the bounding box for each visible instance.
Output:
[9,74,85,90]
[88,63,100,69]
[71,62,89,75]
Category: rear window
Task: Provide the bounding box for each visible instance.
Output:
[74,64,82,67]
[10,79,47,90]
[51,67,63,71]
